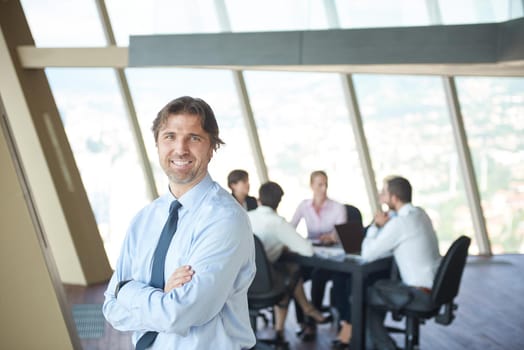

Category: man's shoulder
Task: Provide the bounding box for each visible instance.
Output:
[207,182,240,206]
[248,205,278,222]
[125,195,170,236]
[396,206,435,236]
[406,205,431,220]
[133,194,168,217]
[203,183,249,218]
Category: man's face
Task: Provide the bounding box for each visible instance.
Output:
[231,179,250,197]
[156,113,213,194]
[379,182,394,210]
[311,175,328,198]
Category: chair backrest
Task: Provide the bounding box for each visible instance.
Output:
[345,204,363,228]
[248,235,275,295]
[431,235,471,306]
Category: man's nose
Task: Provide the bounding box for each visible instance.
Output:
[173,139,189,154]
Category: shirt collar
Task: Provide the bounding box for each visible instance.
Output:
[164,173,214,212]
[397,202,414,216]
[257,205,274,213]
[308,198,330,209]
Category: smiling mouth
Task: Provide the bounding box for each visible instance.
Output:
[170,159,192,167]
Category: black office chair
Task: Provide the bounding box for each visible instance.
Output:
[381,235,471,350]
[345,204,364,228]
[248,235,289,349]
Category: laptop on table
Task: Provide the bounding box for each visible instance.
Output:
[335,220,365,256]
[312,220,364,261]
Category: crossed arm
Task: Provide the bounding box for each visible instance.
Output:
[164,265,194,292]
[103,219,252,337]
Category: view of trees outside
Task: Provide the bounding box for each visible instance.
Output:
[457,77,524,253]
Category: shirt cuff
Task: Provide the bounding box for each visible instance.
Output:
[117,280,151,309]
[115,280,131,298]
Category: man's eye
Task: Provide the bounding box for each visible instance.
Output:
[190,135,201,142]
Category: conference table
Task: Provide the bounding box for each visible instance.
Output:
[281,248,392,350]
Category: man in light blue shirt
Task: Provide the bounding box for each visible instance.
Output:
[103,96,256,349]
[362,176,440,350]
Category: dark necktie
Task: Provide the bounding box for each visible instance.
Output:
[136,200,182,350]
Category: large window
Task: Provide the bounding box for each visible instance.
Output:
[21,0,105,46]
[126,68,260,196]
[335,0,431,28]
[46,68,150,266]
[225,0,329,31]
[245,71,370,226]
[105,0,222,45]
[355,74,475,253]
[457,77,524,253]
[438,0,523,24]
[18,0,524,258]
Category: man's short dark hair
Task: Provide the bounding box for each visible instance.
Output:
[386,176,412,203]
[259,182,284,210]
[152,96,225,150]
[227,169,249,189]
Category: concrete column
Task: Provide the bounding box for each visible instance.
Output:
[0,0,112,285]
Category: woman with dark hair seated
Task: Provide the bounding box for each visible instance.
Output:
[227,169,258,211]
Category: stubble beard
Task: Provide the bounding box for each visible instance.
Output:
[166,168,197,185]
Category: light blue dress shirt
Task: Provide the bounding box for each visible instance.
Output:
[362,203,441,288]
[103,174,256,349]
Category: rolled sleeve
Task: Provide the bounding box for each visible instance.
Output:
[103,276,145,332]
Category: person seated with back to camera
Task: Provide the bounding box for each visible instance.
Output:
[228,169,258,211]
[248,181,332,342]
[291,170,347,340]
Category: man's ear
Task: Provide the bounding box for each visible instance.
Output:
[391,194,401,207]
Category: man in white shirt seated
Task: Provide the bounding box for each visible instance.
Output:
[248,181,331,342]
[362,176,441,350]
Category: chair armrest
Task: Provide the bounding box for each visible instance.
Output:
[391,310,404,321]
[435,302,457,325]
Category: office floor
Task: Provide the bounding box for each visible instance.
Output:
[64,254,524,350]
